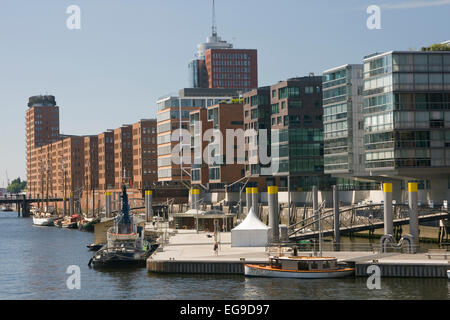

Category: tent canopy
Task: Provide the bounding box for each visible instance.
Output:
[232,208,269,231]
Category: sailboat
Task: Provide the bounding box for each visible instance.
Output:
[88,175,157,268]
[33,160,57,226]
[245,202,355,279]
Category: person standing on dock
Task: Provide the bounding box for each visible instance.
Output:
[213,240,219,256]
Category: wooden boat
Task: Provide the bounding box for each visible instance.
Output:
[245,201,353,279]
[245,256,355,279]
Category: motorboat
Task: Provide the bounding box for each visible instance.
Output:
[245,256,355,279]
[245,200,354,279]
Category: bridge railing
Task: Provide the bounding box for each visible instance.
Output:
[289,203,449,239]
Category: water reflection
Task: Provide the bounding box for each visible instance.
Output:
[0,211,449,300]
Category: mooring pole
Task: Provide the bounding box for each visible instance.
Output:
[268,186,279,244]
[105,192,111,218]
[408,182,419,254]
[312,186,318,231]
[145,190,153,222]
[333,185,340,247]
[383,183,393,236]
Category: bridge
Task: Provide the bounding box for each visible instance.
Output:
[0,195,66,217]
[289,203,450,241]
[0,194,170,218]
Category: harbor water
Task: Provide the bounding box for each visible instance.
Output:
[0,211,449,300]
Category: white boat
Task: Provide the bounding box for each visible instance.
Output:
[245,256,355,279]
[447,270,449,280]
[32,212,55,226]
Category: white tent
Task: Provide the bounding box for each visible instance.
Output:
[231,207,271,247]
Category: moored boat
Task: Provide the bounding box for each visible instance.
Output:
[245,256,355,279]
[1,204,13,212]
[88,182,157,268]
[32,212,55,226]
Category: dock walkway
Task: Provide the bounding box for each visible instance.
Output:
[146,229,450,278]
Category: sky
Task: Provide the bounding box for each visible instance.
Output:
[0,0,449,185]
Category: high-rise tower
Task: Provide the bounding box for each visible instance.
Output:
[188,0,258,92]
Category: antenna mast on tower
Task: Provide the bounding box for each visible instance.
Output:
[212,0,217,37]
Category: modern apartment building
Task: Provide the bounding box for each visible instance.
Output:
[132,119,158,191]
[362,50,450,199]
[202,102,245,190]
[269,76,326,190]
[190,108,212,187]
[156,88,239,185]
[323,64,365,177]
[243,86,272,188]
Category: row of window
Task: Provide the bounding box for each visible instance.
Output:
[212,53,251,60]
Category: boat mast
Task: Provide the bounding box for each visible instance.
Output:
[46,158,49,212]
[318,202,322,257]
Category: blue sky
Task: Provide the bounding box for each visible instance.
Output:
[0,0,449,183]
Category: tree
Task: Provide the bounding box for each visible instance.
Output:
[421,43,450,52]
[7,177,27,194]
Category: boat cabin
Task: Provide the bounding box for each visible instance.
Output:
[269,256,339,271]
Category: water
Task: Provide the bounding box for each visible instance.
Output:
[0,211,449,300]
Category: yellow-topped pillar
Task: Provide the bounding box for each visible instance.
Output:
[145,190,153,222]
[251,187,259,216]
[383,183,393,236]
[268,186,279,243]
[408,182,419,253]
[191,188,200,210]
[105,191,112,217]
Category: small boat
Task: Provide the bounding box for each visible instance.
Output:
[245,256,355,279]
[1,204,13,212]
[245,201,354,279]
[88,182,157,268]
[32,213,55,226]
[447,270,450,280]
[61,214,80,229]
[79,217,100,232]
[87,243,104,251]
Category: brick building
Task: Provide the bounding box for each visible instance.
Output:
[132,119,158,191]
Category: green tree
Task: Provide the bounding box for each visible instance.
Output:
[421,43,450,51]
[7,177,27,194]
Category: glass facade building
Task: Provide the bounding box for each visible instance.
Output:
[323,64,365,176]
[363,51,450,176]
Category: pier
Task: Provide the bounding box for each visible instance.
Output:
[146,230,450,278]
